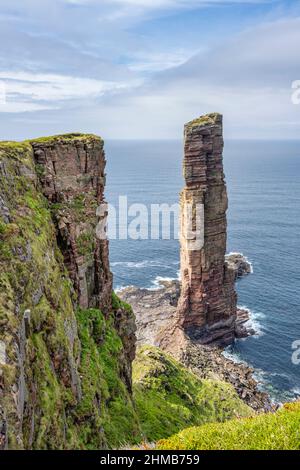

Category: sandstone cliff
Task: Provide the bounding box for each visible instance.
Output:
[177,113,238,345]
[0,135,139,449]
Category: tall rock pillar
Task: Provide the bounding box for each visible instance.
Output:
[177,113,237,345]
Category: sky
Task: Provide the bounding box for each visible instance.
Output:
[0,0,300,140]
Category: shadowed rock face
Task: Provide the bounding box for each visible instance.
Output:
[31,135,112,313]
[177,113,238,346]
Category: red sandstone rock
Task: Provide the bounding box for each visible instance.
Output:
[177,113,237,346]
[31,135,113,313]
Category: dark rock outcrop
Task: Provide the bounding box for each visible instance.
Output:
[226,253,252,280]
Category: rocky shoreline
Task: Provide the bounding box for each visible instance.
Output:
[119,255,273,413]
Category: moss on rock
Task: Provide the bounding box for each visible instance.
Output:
[0,139,140,450]
[28,133,102,146]
[185,112,222,129]
[74,307,141,449]
[133,346,252,442]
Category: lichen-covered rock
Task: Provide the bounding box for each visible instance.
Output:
[0,137,139,449]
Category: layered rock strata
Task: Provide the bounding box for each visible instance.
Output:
[31,134,112,313]
[0,136,138,449]
[177,113,238,345]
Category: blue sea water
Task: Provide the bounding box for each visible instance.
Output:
[105,139,300,402]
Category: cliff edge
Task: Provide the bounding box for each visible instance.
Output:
[0,136,139,449]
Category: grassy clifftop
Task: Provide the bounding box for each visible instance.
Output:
[157,402,300,450]
[133,346,252,442]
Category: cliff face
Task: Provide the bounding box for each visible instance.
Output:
[177,113,238,345]
[0,136,138,450]
[31,134,112,312]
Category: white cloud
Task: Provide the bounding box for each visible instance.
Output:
[0,71,140,113]
[84,16,300,139]
[128,49,201,73]
[106,0,272,7]
[0,0,299,139]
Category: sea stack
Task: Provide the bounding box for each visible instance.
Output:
[177,113,238,346]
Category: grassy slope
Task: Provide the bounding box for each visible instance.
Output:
[133,346,252,442]
[74,307,141,449]
[157,402,300,450]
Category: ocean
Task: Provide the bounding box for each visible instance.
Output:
[105,139,300,402]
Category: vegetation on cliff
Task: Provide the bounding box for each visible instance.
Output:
[157,402,300,450]
[133,346,252,442]
[0,140,139,449]
[1,136,298,452]
[75,306,140,449]
[28,133,102,145]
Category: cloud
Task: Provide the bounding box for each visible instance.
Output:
[169,17,300,88]
[0,0,299,140]
[127,49,201,73]
[76,0,273,8]
[0,71,140,113]
[86,15,300,139]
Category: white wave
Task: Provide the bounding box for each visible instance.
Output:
[292,387,300,397]
[222,348,248,366]
[111,260,161,269]
[148,271,180,291]
[111,259,179,269]
[148,275,178,291]
[222,355,278,401]
[114,285,134,293]
[238,305,266,338]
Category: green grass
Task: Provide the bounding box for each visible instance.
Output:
[185,112,221,128]
[28,133,102,144]
[0,141,140,450]
[133,346,252,442]
[157,402,300,450]
[75,307,141,449]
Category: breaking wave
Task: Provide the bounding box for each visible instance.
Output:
[238,305,266,338]
[111,260,179,269]
[149,272,181,291]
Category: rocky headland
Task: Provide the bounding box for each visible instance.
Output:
[0,135,138,449]
[0,115,278,450]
